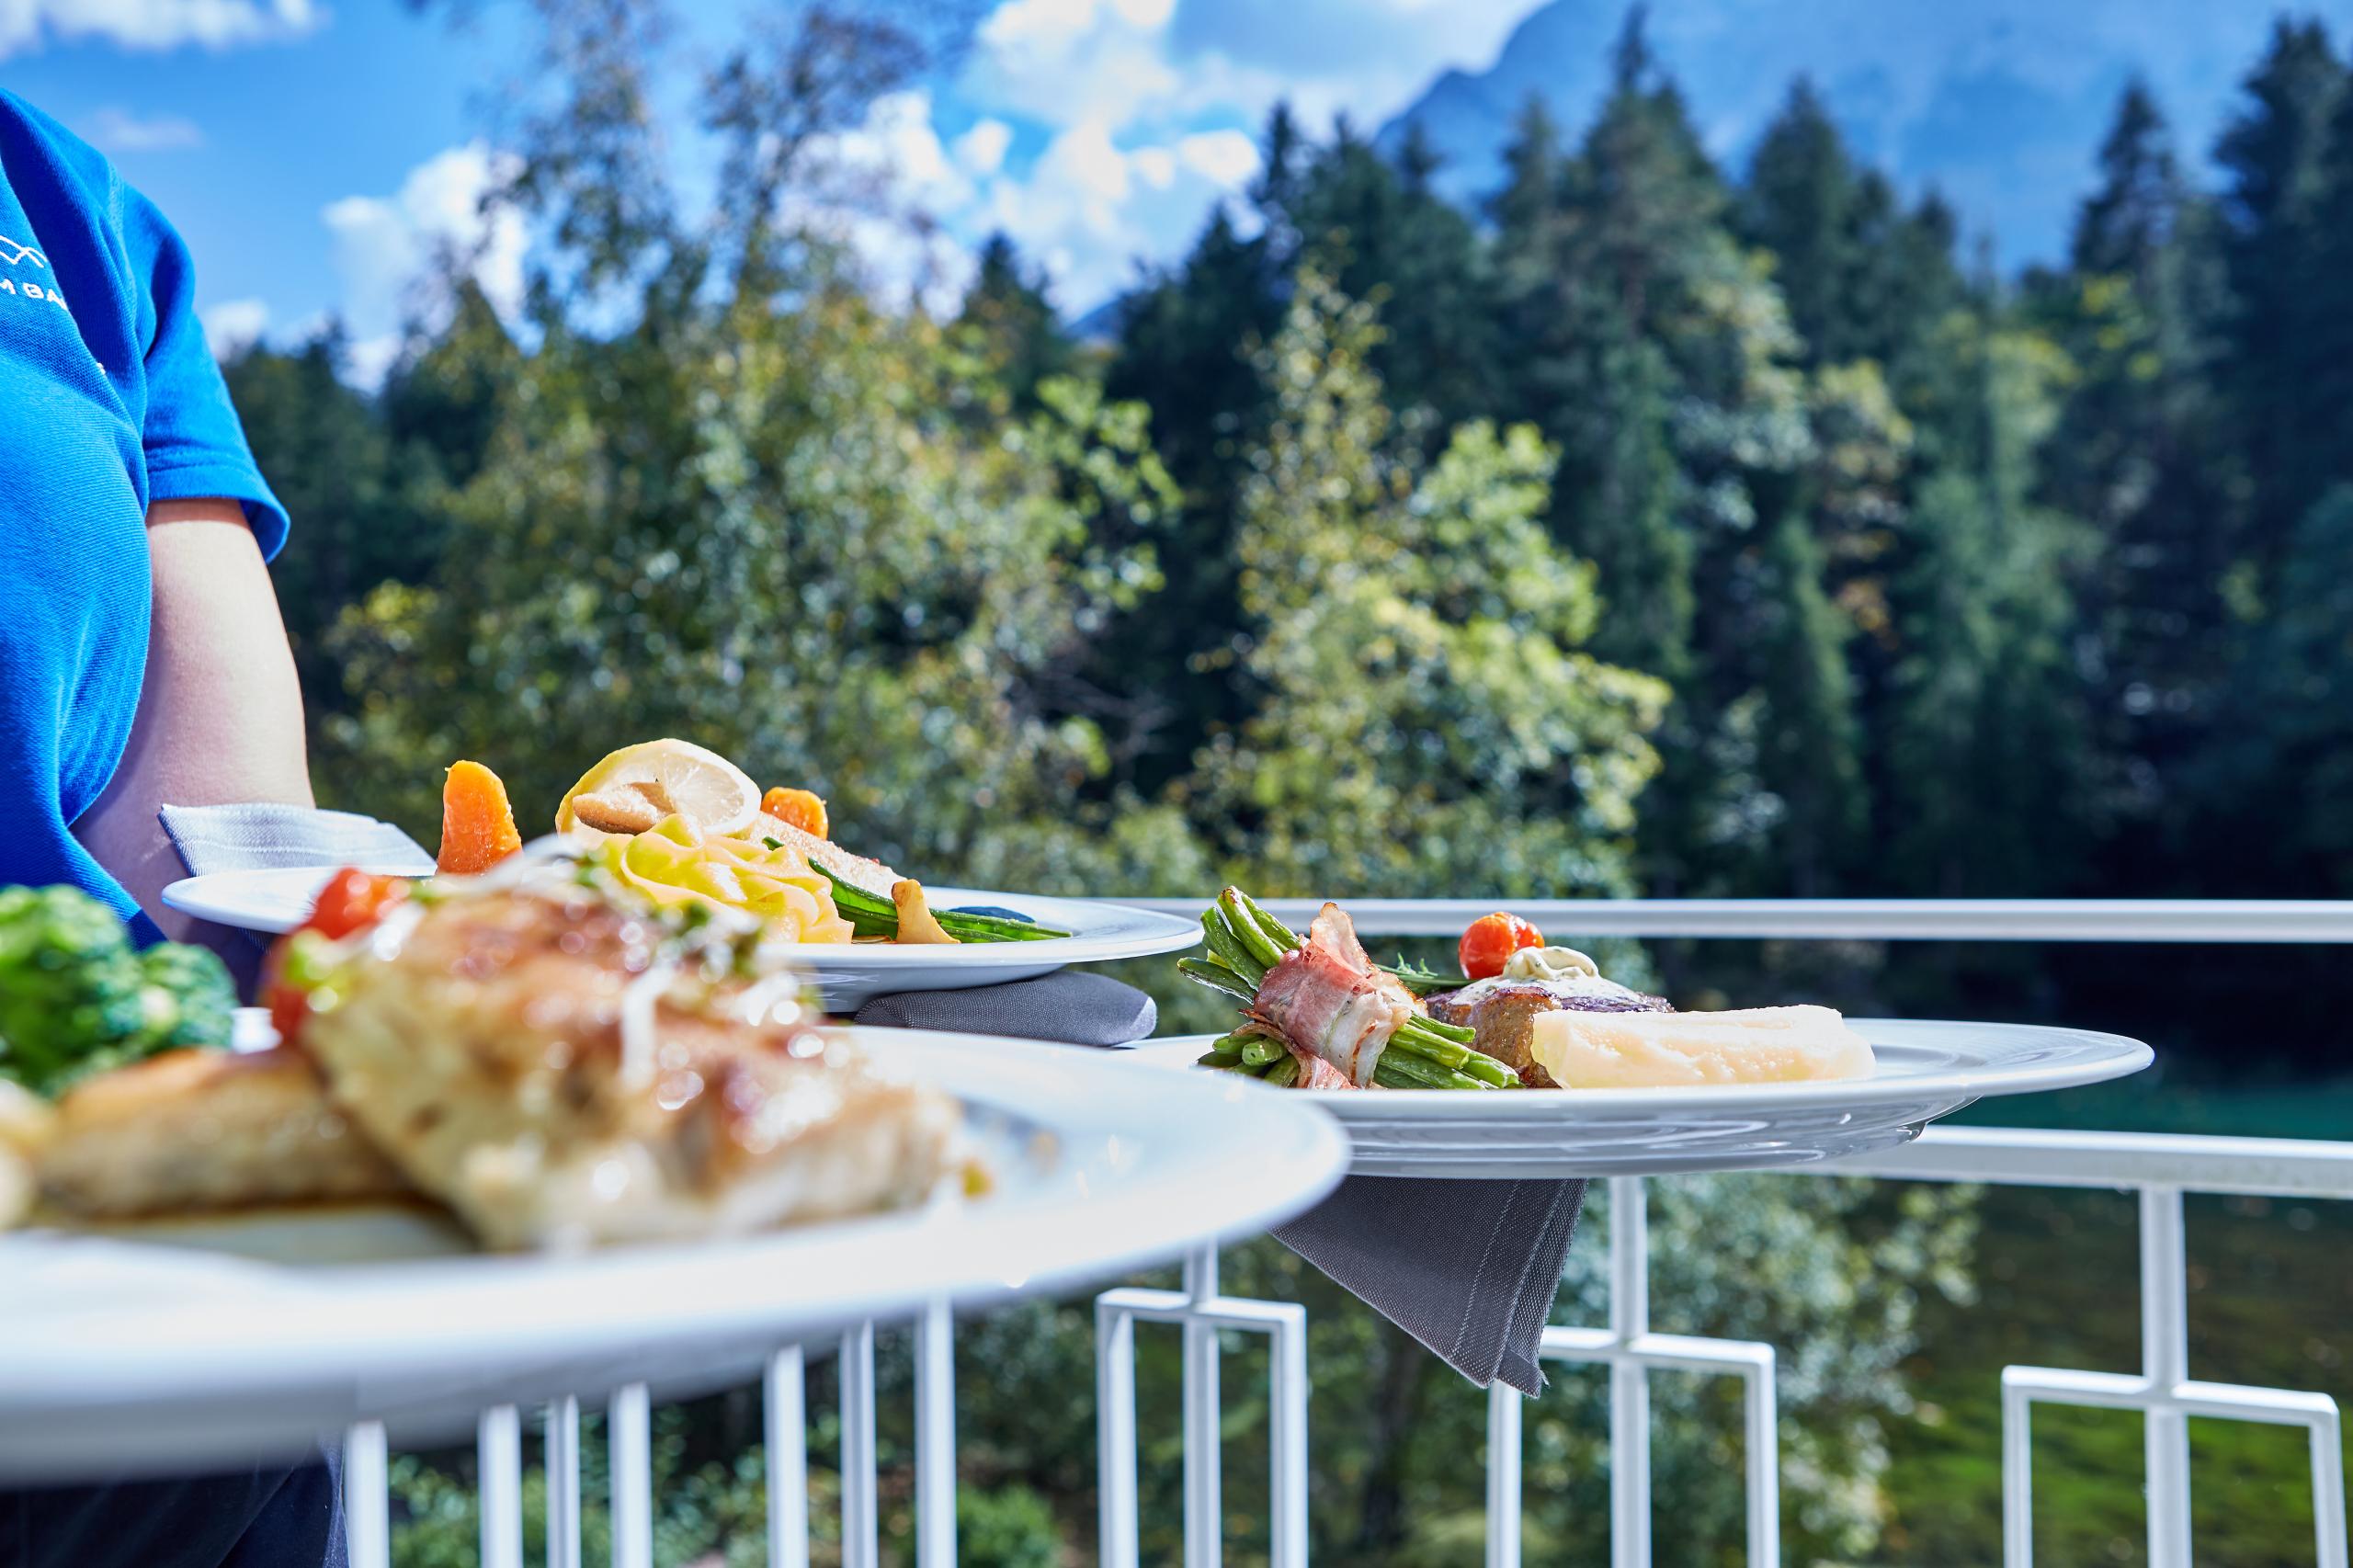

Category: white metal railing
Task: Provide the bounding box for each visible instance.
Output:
[325,900,2353,1568]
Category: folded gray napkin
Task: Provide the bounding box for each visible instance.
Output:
[855,971,1157,1047]
[158,803,436,879]
[1276,1176,1585,1395]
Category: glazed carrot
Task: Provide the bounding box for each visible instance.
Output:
[760,786,829,839]
[438,760,524,873]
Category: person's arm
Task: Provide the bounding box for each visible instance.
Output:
[75,499,313,951]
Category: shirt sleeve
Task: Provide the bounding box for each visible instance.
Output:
[119,182,290,560]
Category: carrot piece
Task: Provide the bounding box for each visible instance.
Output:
[438,760,525,873]
[760,786,829,839]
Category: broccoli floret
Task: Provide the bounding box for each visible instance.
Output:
[134,941,239,1053]
[0,885,236,1096]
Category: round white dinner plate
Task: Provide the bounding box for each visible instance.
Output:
[162,869,1199,1008]
[0,1027,1346,1482]
[1129,1019,2151,1177]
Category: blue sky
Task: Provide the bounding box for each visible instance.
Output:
[5,0,2344,381]
[2,0,1545,375]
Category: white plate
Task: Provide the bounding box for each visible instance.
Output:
[0,1027,1346,1482]
[162,868,1200,1008]
[1129,1019,2152,1177]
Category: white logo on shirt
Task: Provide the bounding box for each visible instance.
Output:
[0,238,48,268]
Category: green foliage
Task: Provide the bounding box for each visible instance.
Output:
[1191,270,1667,897]
[0,885,237,1094]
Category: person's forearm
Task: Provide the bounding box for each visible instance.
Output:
[75,500,313,954]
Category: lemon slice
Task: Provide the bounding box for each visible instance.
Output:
[556,739,761,839]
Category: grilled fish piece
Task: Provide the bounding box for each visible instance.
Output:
[301,879,959,1251]
[1426,976,1670,1087]
[37,1047,411,1219]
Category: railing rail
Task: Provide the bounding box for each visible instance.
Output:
[1089,896,2353,943]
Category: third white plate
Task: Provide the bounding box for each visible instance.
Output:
[1128,1019,2151,1176]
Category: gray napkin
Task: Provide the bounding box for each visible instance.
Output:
[158,803,436,879]
[1276,1176,1585,1395]
[855,971,1157,1046]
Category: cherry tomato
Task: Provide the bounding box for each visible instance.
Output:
[306,868,411,940]
[261,961,309,1046]
[1458,911,1544,981]
[262,869,410,1047]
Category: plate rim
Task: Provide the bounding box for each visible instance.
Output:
[161,866,1203,963]
[1133,1017,2153,1116]
[0,1026,1347,1450]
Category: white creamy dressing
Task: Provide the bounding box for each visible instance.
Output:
[1442,945,1650,1009]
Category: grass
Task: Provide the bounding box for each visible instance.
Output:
[1877,1079,2353,1566]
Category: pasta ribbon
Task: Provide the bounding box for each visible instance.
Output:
[601,815,855,943]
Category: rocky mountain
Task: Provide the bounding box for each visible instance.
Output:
[1375,0,2353,267]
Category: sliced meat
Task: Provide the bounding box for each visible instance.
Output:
[1427,978,1671,1087]
[38,1048,412,1219]
[1248,903,1416,1087]
[301,884,959,1250]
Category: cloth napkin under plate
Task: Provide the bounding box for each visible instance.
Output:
[158,803,436,881]
[855,971,1156,1047]
[1275,1175,1583,1395]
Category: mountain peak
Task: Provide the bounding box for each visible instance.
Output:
[1376,0,2353,269]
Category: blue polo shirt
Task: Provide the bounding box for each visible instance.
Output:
[0,90,287,937]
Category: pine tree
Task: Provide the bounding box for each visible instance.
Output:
[1279,116,1499,436]
[2201,485,2353,892]
[2214,18,2346,556]
[1748,509,1866,892]
[1742,78,1856,365]
[2072,78,2181,287]
[956,232,1073,410]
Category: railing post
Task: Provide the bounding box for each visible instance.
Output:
[1183,1243,1223,1568]
[1485,1383,1523,1568]
[545,1397,582,1568]
[608,1383,653,1568]
[1097,1291,1141,1568]
[1608,1177,1652,1568]
[915,1298,959,1568]
[344,1422,389,1568]
[478,1404,524,1568]
[766,1346,809,1568]
[2141,1187,2192,1568]
[840,1321,880,1568]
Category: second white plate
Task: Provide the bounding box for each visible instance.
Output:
[162,868,1200,1009]
[1128,1019,2152,1177]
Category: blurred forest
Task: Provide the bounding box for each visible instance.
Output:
[220,2,2353,1561]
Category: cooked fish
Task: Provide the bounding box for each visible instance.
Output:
[0,1079,52,1228]
[1427,975,1670,1086]
[36,1047,410,1219]
[1527,1005,1875,1088]
[300,872,960,1250]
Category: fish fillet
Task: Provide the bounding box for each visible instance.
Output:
[35,1048,411,1219]
[1527,1005,1874,1089]
[301,881,960,1250]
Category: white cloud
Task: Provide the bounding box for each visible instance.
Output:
[85,107,204,152]
[953,119,1013,176]
[1176,129,1258,188]
[199,297,267,360]
[321,142,525,384]
[933,0,1546,312]
[964,0,1180,131]
[0,0,320,60]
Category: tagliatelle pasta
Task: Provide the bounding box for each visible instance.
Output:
[599,814,857,943]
